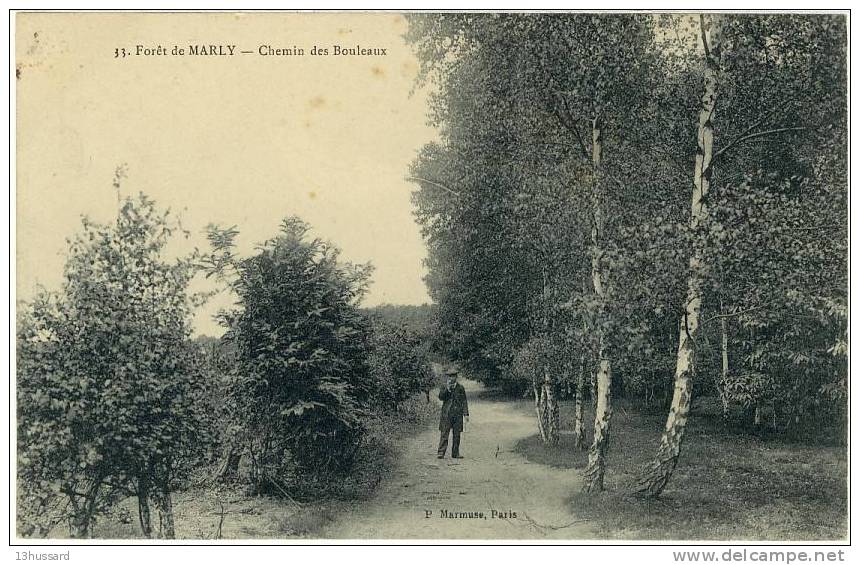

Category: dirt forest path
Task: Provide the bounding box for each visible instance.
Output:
[321,377,596,540]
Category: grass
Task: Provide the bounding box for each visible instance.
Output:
[513,397,848,541]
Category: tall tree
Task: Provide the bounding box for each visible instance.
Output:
[407,14,672,487]
[635,13,847,496]
[633,14,725,497]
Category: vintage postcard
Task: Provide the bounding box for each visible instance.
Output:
[11,10,848,545]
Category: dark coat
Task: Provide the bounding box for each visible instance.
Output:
[439,382,469,432]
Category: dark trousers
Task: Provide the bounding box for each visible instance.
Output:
[437,427,461,457]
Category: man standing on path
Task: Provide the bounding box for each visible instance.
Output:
[437,367,469,459]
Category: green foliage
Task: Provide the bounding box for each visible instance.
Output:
[509,335,570,390]
[366,319,435,410]
[406,13,681,393]
[203,217,375,489]
[362,303,441,358]
[17,193,208,537]
[363,304,435,334]
[405,13,847,436]
[699,15,848,431]
[190,335,238,461]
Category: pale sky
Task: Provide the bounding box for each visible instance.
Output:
[16,12,437,336]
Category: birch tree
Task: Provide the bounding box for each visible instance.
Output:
[635,13,847,496]
[632,14,725,497]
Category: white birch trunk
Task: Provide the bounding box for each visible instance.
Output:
[534,378,548,443]
[574,354,586,450]
[543,370,560,445]
[583,114,614,493]
[634,14,724,498]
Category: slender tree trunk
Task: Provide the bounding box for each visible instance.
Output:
[137,476,153,538]
[542,369,560,446]
[215,443,242,481]
[549,387,560,444]
[719,315,730,418]
[155,487,176,539]
[583,114,614,493]
[533,378,548,443]
[536,269,559,446]
[583,351,612,491]
[67,480,102,539]
[69,514,90,539]
[574,354,586,450]
[634,14,724,498]
[590,369,597,410]
[68,503,91,539]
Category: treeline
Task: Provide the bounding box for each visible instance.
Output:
[17,195,435,538]
[363,304,436,347]
[405,14,847,495]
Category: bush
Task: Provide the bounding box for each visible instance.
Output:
[17,193,207,538]
[204,217,375,491]
[366,319,435,410]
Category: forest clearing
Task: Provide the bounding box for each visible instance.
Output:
[14,12,847,542]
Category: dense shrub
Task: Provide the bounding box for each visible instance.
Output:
[17,193,207,538]
[366,319,435,410]
[204,217,375,491]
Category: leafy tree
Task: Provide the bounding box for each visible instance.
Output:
[203,217,374,493]
[509,334,570,446]
[17,192,206,538]
[363,303,439,357]
[407,13,846,502]
[407,13,668,490]
[635,13,847,497]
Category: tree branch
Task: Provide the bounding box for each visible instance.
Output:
[532,54,590,163]
[555,94,590,157]
[703,305,767,325]
[699,14,711,60]
[713,127,807,160]
[405,176,461,197]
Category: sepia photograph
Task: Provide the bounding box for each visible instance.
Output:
[10,8,849,545]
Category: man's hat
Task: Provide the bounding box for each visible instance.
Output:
[445,366,459,376]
